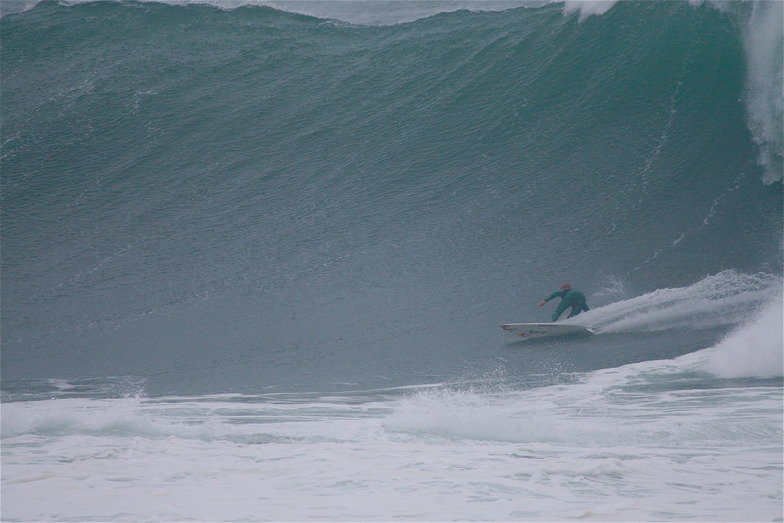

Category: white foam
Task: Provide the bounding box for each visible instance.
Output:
[701,296,784,378]
[0,397,158,439]
[739,0,784,184]
[569,270,780,333]
[563,0,618,20]
[384,387,561,443]
[3,374,782,521]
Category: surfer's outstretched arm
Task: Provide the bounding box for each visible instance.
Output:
[538,291,562,307]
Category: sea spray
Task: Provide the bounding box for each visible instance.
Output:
[574,271,781,333]
[701,296,784,378]
[740,0,784,183]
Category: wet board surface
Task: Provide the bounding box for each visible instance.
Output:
[499,323,596,339]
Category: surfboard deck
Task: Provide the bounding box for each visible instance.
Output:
[499,322,595,339]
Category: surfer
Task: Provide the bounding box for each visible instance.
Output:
[537,283,590,322]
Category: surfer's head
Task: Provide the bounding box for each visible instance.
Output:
[559,283,571,290]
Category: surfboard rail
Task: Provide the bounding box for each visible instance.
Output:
[499,322,595,339]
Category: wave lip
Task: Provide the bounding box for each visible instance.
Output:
[0,0,535,22]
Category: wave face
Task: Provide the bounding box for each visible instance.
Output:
[1,0,782,394]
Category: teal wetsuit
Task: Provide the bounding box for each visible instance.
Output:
[543,289,590,322]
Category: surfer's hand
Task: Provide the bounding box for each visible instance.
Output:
[537,301,546,307]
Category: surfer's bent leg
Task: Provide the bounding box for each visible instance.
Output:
[552,301,569,322]
[567,297,588,318]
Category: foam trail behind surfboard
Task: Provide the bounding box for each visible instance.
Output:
[563,271,780,334]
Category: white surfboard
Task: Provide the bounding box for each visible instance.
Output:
[499,322,595,339]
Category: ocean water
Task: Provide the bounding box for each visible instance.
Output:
[1,0,782,521]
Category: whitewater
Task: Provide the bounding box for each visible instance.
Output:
[2,0,783,521]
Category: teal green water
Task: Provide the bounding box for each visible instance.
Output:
[1,1,781,396]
